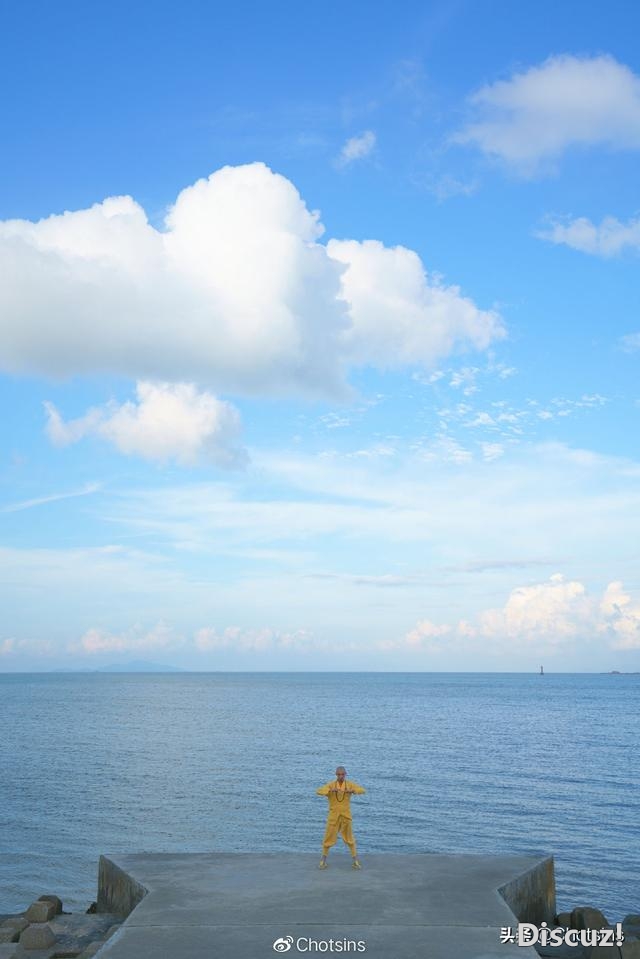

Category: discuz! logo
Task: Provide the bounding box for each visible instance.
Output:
[273,936,294,952]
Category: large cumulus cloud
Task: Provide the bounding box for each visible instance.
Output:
[0,162,503,398]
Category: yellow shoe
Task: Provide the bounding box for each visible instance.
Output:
[318,859,328,869]
[352,859,362,870]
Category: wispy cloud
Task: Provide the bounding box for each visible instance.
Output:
[537,214,640,257]
[619,332,640,352]
[3,438,640,667]
[424,392,609,447]
[336,130,376,167]
[2,483,101,513]
[420,173,479,202]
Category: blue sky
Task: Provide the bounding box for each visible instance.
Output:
[1,0,639,670]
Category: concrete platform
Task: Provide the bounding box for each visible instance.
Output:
[96,852,555,959]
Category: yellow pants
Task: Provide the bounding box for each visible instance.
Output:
[322,815,356,856]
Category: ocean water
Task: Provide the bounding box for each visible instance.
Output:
[0,672,638,920]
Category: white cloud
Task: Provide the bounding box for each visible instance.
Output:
[404,620,452,647]
[476,573,590,643]
[537,215,640,256]
[430,391,609,445]
[454,54,640,175]
[467,411,495,428]
[619,332,640,352]
[45,381,247,468]
[449,366,480,394]
[0,163,502,397]
[327,239,504,368]
[481,442,504,461]
[599,581,640,649]
[73,621,182,655]
[422,174,479,201]
[385,575,640,655]
[0,637,54,657]
[337,130,376,166]
[194,625,313,652]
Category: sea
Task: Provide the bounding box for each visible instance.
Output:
[0,672,638,920]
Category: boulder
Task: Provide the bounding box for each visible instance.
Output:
[38,894,63,915]
[537,942,590,958]
[0,944,20,958]
[623,916,640,940]
[19,922,57,950]
[572,907,610,930]
[585,947,622,958]
[0,920,28,935]
[556,911,573,927]
[621,942,640,958]
[48,911,121,956]
[25,900,56,923]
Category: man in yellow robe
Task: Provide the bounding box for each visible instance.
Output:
[316,765,366,869]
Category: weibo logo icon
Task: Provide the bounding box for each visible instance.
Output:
[273,936,294,952]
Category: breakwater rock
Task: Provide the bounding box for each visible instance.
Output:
[533,905,640,958]
[0,894,122,958]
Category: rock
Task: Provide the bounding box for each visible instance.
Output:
[105,923,121,939]
[572,907,610,930]
[621,943,640,958]
[0,920,28,934]
[537,942,590,957]
[48,912,121,955]
[556,911,573,927]
[623,916,640,940]
[20,922,57,949]
[85,902,97,914]
[25,900,56,923]
[38,894,63,915]
[0,944,20,958]
[585,948,622,958]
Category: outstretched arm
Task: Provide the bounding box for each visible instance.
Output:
[348,781,366,795]
[316,781,333,796]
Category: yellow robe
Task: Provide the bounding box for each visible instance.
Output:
[316,780,366,855]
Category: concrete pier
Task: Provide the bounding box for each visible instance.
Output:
[96,851,555,958]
